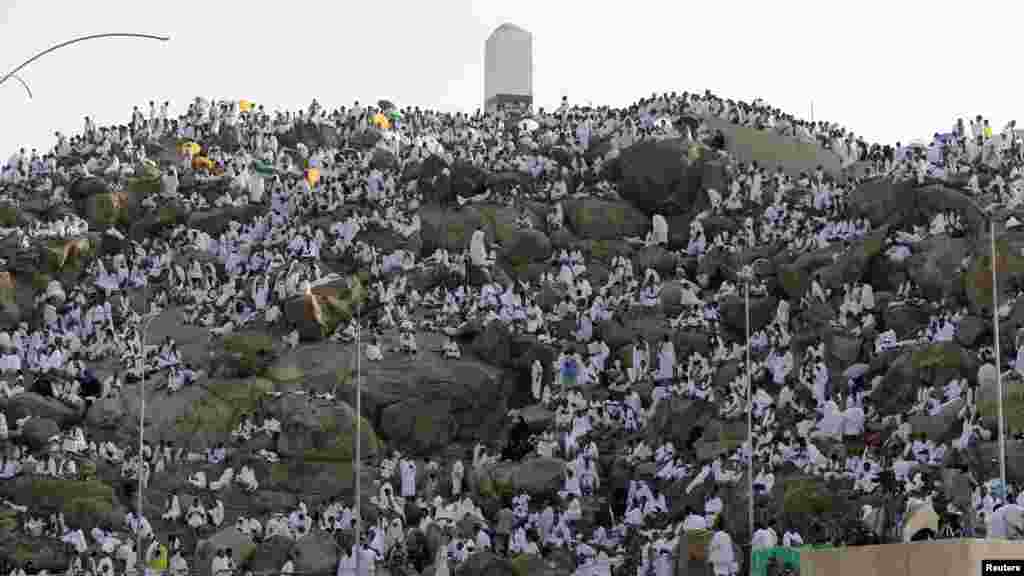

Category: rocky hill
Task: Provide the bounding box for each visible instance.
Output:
[0,95,1018,575]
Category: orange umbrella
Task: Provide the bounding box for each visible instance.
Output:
[192,156,213,172]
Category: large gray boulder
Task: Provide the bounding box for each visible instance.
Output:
[910,399,964,443]
[613,138,705,215]
[815,226,889,290]
[85,397,125,430]
[477,457,567,498]
[418,204,488,253]
[500,228,552,264]
[883,303,930,339]
[68,176,110,201]
[870,343,976,415]
[1,392,83,427]
[291,532,339,575]
[354,223,422,255]
[454,551,516,576]
[963,228,1024,314]
[245,536,294,574]
[21,417,60,450]
[187,205,264,236]
[848,180,986,238]
[719,294,778,335]
[266,394,379,464]
[563,198,647,241]
[906,234,968,301]
[350,354,507,454]
[0,536,71,573]
[195,527,257,576]
[634,245,679,277]
[648,397,716,449]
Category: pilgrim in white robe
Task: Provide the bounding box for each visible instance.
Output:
[708,530,738,575]
[400,459,417,498]
[451,460,464,496]
[469,229,487,268]
[650,214,668,245]
[655,339,675,381]
[531,359,544,400]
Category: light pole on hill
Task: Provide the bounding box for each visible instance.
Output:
[135,308,158,576]
[353,302,362,573]
[0,33,170,92]
[738,264,755,548]
[991,219,1008,495]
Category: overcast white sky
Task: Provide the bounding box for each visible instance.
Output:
[1,0,1020,158]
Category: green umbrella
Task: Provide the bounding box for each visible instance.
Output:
[386,110,403,121]
[252,160,276,176]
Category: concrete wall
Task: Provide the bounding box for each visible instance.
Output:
[800,539,1024,576]
[484,23,532,112]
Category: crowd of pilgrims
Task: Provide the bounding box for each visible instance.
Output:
[1,88,1023,576]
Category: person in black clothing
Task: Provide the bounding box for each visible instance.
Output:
[711,130,726,151]
[503,414,531,462]
[685,425,705,456]
[34,376,54,398]
[80,369,102,400]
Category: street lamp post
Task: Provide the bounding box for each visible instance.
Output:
[992,220,1007,495]
[0,33,170,92]
[135,311,157,576]
[354,303,362,574]
[739,265,755,547]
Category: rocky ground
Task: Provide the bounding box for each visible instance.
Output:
[0,117,1020,576]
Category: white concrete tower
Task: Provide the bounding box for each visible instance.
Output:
[484,23,533,114]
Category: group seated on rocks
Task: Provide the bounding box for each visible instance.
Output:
[2,86,1024,576]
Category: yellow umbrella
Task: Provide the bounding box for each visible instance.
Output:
[179,141,200,156]
[239,100,253,113]
[306,168,320,187]
[372,113,391,130]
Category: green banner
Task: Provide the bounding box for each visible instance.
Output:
[753,545,831,569]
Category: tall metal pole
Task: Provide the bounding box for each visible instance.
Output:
[744,273,755,548]
[993,219,1007,494]
[0,33,170,91]
[137,344,144,575]
[354,304,362,573]
[136,312,155,576]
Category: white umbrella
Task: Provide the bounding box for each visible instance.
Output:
[518,118,539,132]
